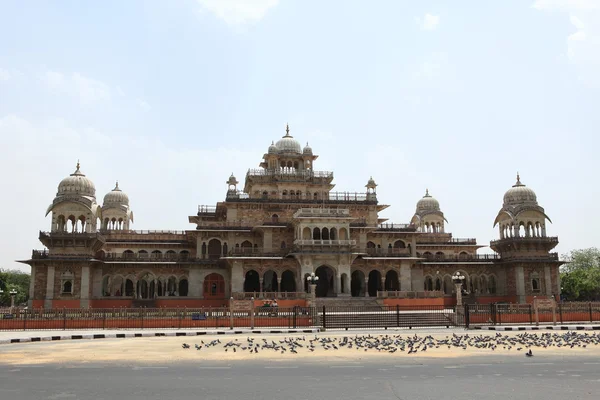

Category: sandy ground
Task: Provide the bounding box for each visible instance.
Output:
[1,330,600,366]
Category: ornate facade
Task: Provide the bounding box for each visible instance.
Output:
[22,126,563,308]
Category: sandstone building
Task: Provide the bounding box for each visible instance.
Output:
[22,126,562,309]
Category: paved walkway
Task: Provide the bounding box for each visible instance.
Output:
[1,324,600,345]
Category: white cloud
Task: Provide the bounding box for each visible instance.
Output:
[533,2,600,87]
[533,0,600,11]
[0,68,11,81]
[137,98,151,111]
[43,70,111,104]
[196,0,279,25]
[415,13,440,31]
[0,114,262,272]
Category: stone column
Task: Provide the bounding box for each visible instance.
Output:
[364,277,369,297]
[91,268,102,298]
[189,268,203,298]
[515,265,526,303]
[28,265,36,308]
[380,276,385,293]
[80,265,90,308]
[44,265,55,309]
[277,278,282,297]
[544,266,553,298]
[400,263,412,291]
[455,283,463,306]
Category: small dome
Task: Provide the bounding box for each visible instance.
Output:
[303,142,313,155]
[503,174,537,206]
[268,141,278,154]
[103,181,129,206]
[275,124,301,154]
[57,162,96,197]
[416,189,440,212]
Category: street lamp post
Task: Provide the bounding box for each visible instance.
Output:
[452,272,465,307]
[306,273,319,298]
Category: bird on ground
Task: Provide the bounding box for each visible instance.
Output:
[526,349,533,357]
[182,343,190,349]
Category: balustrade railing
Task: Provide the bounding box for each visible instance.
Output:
[490,236,559,246]
[232,292,307,300]
[293,208,351,218]
[378,290,444,299]
[294,239,357,246]
[418,237,477,245]
[420,254,500,262]
[360,248,412,257]
[376,223,414,231]
[227,248,290,257]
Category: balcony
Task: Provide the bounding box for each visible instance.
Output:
[418,237,477,245]
[222,191,377,204]
[99,253,217,264]
[498,253,560,262]
[293,208,351,218]
[490,236,559,247]
[419,254,500,262]
[197,205,218,216]
[294,239,356,246]
[195,221,253,230]
[376,223,416,232]
[359,248,412,257]
[246,168,333,183]
[30,250,94,261]
[227,248,290,258]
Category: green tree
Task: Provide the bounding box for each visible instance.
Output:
[560,248,600,301]
[0,269,30,306]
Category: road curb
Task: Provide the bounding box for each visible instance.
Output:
[0,328,320,345]
[471,325,600,331]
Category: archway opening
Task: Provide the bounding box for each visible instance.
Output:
[280,270,296,292]
[244,270,260,292]
[367,270,382,297]
[263,270,278,293]
[340,273,348,294]
[384,270,399,291]
[207,239,222,259]
[351,270,365,297]
[203,273,225,298]
[315,266,334,297]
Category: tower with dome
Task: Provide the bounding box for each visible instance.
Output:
[21,126,563,309]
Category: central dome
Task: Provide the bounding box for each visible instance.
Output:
[503,174,537,206]
[57,162,96,197]
[416,189,440,212]
[103,182,129,206]
[275,124,301,154]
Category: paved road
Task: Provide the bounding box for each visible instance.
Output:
[1,355,599,400]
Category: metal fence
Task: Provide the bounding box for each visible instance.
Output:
[465,302,600,327]
[2,302,600,331]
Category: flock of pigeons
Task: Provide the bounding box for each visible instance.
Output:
[181,331,600,357]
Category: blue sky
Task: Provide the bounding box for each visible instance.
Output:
[0,0,599,272]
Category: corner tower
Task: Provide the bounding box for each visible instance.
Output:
[490,174,563,302]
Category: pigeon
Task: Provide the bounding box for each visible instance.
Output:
[526,349,533,357]
[182,343,190,349]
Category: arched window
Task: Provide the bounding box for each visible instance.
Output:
[322,227,330,240]
[207,239,221,259]
[531,272,540,292]
[424,276,433,291]
[62,280,72,294]
[123,250,134,259]
[151,250,162,259]
[313,227,321,240]
[138,250,148,258]
[271,214,279,223]
[489,275,497,294]
[178,279,189,297]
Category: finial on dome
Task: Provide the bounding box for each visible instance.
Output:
[271,140,275,145]
[114,181,119,190]
[285,123,290,136]
[513,172,524,187]
[76,160,80,170]
[425,188,430,197]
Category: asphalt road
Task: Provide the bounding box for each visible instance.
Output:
[1,354,599,400]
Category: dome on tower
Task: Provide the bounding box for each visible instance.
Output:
[57,162,96,197]
[503,174,537,206]
[275,124,301,154]
[416,189,440,212]
[303,142,313,155]
[268,141,278,154]
[103,182,129,206]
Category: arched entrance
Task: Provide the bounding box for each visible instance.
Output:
[244,270,260,292]
[207,239,221,259]
[384,270,399,291]
[367,270,382,297]
[203,273,225,298]
[263,270,278,293]
[315,266,334,297]
[351,270,365,297]
[280,270,296,292]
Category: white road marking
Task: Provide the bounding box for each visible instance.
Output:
[264,366,298,369]
[197,366,231,369]
[330,365,364,368]
[444,366,464,369]
[132,366,168,370]
[524,362,554,366]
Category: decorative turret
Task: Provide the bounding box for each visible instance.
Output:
[101,181,133,231]
[46,161,101,233]
[410,189,447,233]
[365,176,377,201]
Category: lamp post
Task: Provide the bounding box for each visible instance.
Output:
[306,273,319,300]
[452,272,465,306]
